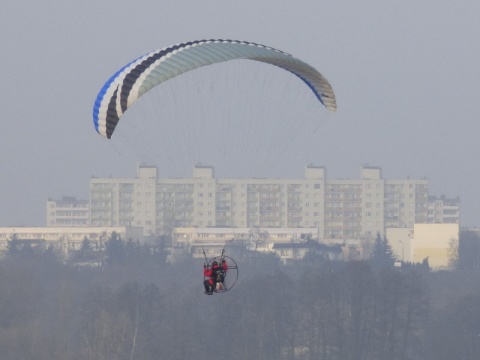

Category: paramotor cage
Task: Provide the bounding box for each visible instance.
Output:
[205,255,239,293]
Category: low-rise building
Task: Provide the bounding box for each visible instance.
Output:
[174,227,319,258]
[273,241,345,264]
[0,226,143,257]
[386,227,414,262]
[413,223,458,269]
[387,223,459,270]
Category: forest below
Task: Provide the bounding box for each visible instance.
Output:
[0,232,479,360]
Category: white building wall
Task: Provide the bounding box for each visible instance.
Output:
[413,223,459,269]
[361,167,384,239]
[386,227,414,262]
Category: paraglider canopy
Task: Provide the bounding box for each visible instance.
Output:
[93,39,337,139]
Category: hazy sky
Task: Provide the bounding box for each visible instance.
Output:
[1,0,479,227]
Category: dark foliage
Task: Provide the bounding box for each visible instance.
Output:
[370,232,396,270]
[0,243,478,359]
[458,230,480,272]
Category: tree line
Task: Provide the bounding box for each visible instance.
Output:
[0,231,479,360]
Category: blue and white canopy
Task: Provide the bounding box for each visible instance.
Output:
[93,39,337,139]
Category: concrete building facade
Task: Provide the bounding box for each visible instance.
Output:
[86,164,431,242]
[47,196,89,227]
[427,195,460,224]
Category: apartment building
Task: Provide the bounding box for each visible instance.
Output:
[89,164,157,233]
[85,164,433,242]
[47,196,89,227]
[427,195,460,224]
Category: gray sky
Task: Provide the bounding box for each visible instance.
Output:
[1,0,479,227]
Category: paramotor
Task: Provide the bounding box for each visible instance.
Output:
[203,250,239,294]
